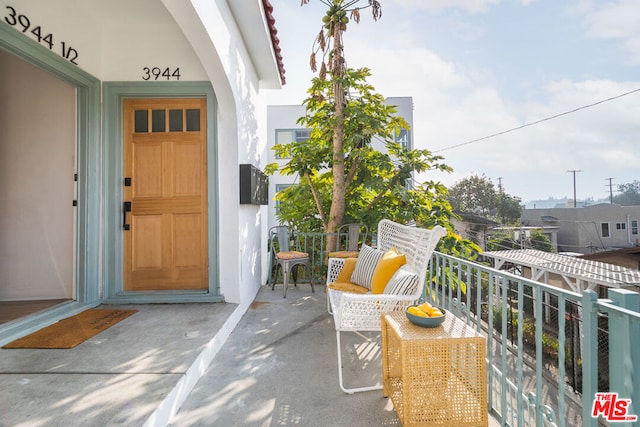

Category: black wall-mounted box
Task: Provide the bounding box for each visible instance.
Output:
[239,164,269,205]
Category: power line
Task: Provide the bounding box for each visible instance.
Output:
[433,87,640,153]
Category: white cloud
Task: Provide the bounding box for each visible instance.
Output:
[574,0,640,64]
[344,34,640,200]
[393,0,502,14]
[416,75,640,200]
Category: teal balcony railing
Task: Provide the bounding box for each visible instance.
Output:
[428,251,640,427]
[275,232,640,426]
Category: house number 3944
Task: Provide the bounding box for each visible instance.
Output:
[142,67,181,81]
[4,6,79,65]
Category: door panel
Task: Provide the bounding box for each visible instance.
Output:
[133,142,163,198]
[123,98,208,291]
[174,143,202,196]
[174,214,202,267]
[132,215,162,269]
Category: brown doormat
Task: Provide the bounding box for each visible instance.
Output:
[2,308,138,349]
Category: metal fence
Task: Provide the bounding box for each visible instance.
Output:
[428,251,640,427]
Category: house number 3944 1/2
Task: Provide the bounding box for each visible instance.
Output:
[142,67,181,81]
[4,6,79,65]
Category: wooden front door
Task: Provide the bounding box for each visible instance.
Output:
[123,98,208,291]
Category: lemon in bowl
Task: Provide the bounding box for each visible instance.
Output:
[406,303,446,328]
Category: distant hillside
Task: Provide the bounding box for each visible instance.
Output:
[524,197,610,209]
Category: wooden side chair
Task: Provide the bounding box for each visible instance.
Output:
[268,226,315,298]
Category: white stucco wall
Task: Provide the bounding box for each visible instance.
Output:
[163,0,271,304]
[1,0,279,305]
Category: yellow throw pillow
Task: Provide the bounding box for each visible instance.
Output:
[335,257,358,283]
[371,247,406,294]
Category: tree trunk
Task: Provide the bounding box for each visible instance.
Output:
[325,18,346,255]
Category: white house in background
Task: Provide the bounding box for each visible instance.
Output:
[0,0,285,345]
[266,97,414,228]
[522,204,640,254]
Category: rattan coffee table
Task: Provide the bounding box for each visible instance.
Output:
[381,311,488,426]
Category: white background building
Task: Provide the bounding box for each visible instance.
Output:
[522,204,640,254]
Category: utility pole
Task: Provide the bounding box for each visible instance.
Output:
[606,177,615,204]
[497,176,503,193]
[567,169,583,208]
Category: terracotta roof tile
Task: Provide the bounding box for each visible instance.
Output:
[262,0,286,85]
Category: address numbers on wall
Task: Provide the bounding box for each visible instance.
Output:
[142,67,181,81]
[5,6,188,79]
[4,6,79,65]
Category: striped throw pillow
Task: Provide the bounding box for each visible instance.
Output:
[383,265,419,296]
[350,244,384,290]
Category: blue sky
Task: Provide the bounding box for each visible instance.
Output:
[266,0,640,204]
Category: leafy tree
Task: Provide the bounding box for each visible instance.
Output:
[486,228,555,252]
[613,180,640,206]
[267,69,460,243]
[448,174,522,224]
[529,229,555,252]
[448,174,496,217]
[486,230,519,251]
[497,192,524,225]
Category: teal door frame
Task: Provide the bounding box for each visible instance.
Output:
[0,25,101,345]
[102,82,222,303]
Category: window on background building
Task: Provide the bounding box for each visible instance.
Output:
[601,223,610,238]
[632,220,638,235]
[616,223,626,230]
[275,184,291,214]
[393,128,414,189]
[275,129,310,158]
[395,128,410,150]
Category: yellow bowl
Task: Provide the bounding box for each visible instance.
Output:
[406,305,446,328]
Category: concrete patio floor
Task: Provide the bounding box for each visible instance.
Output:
[1,284,498,426]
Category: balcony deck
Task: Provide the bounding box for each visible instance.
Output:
[1,240,638,426]
[1,283,502,426]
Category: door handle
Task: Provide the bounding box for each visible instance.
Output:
[123,201,132,230]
